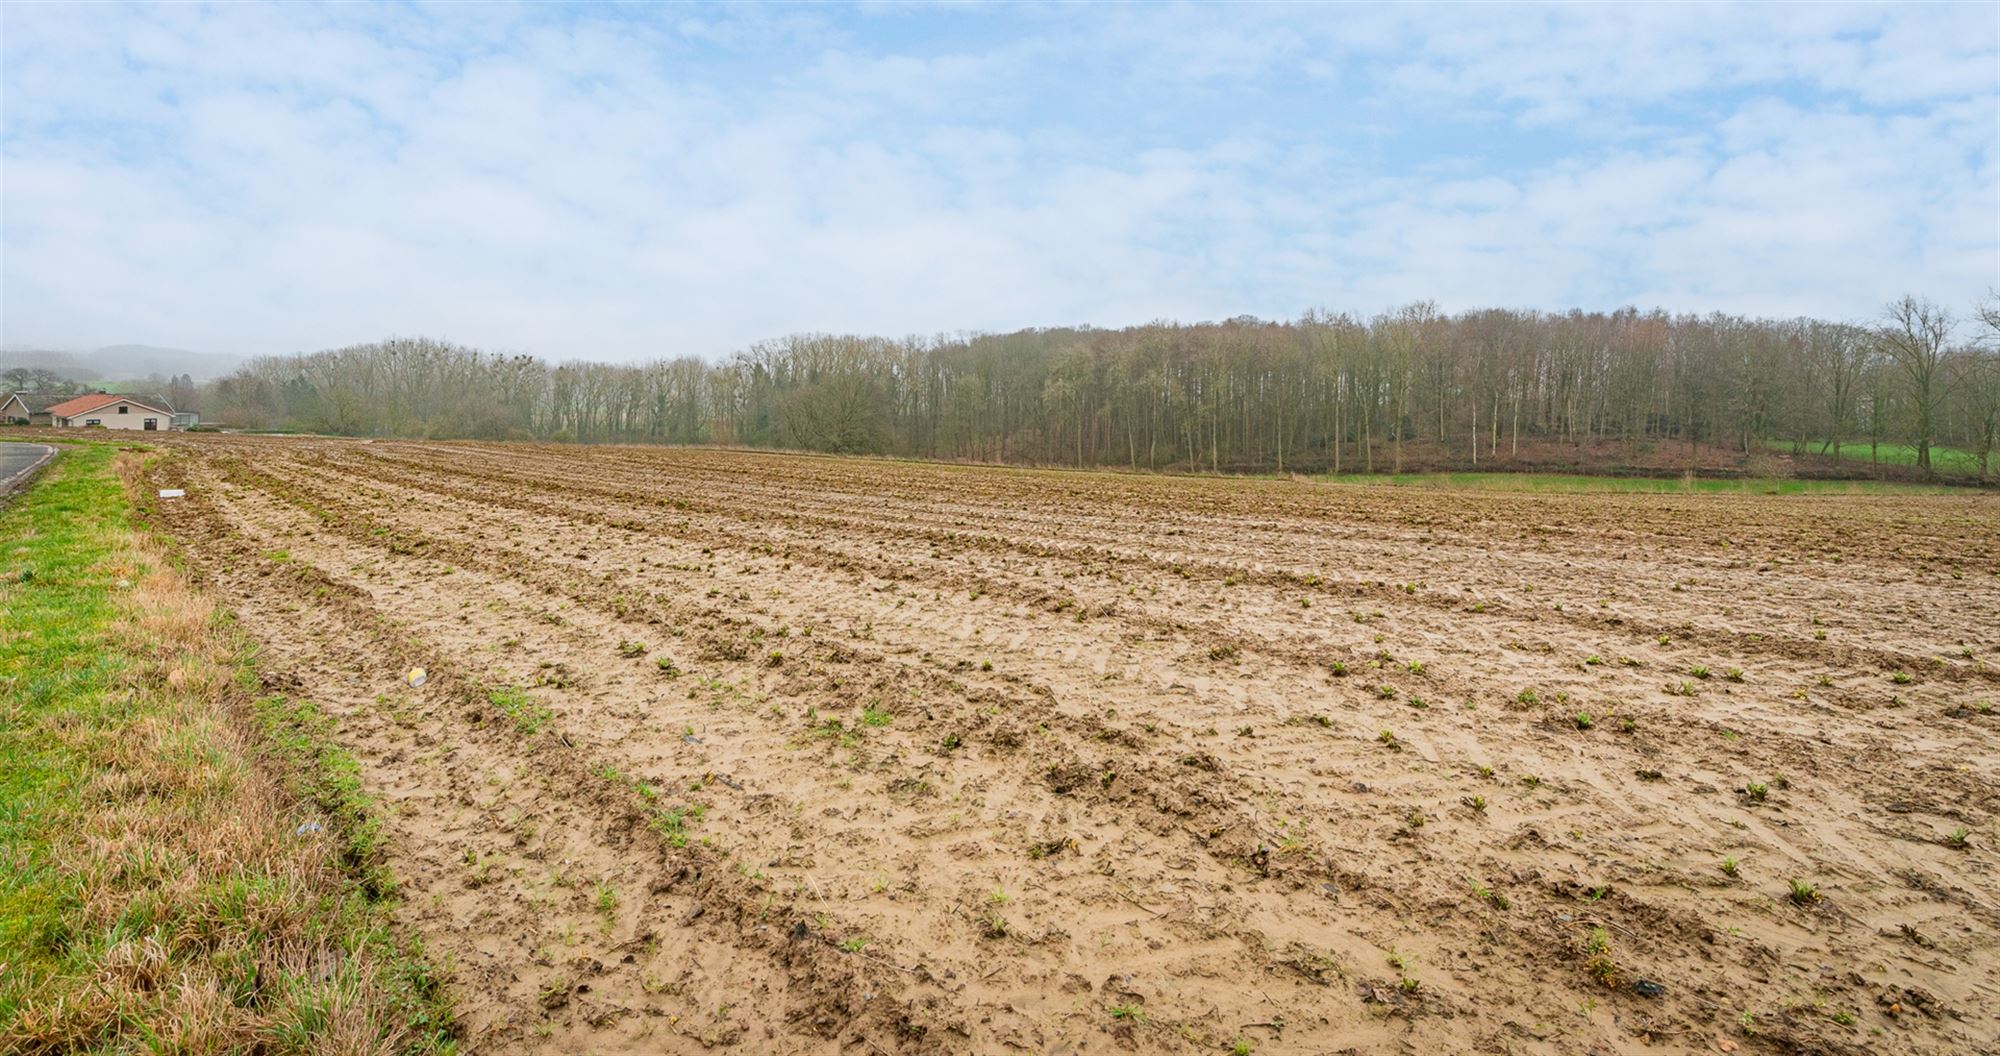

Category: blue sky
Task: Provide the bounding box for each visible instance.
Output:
[2,1,1995,361]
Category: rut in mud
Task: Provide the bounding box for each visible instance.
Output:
[143,435,1999,1055]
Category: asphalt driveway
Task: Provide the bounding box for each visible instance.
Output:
[0,442,57,507]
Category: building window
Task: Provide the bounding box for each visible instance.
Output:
[85,418,101,426]
[144,419,158,431]
[118,404,129,414]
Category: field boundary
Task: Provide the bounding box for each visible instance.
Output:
[0,442,456,1054]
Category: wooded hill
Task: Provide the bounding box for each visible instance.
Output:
[200,295,2000,482]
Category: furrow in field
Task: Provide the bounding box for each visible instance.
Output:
[143,435,1999,1056]
[195,451,1473,1052]
[166,455,967,1053]
[247,446,1993,1050]
[343,443,2000,686]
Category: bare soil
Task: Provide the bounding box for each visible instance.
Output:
[139,435,1999,1055]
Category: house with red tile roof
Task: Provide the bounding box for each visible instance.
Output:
[47,393,180,431]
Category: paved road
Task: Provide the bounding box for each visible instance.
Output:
[0,443,56,506]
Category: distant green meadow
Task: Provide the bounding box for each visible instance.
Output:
[1315,471,1962,495]
[1763,439,1986,474]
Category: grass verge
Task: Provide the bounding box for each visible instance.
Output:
[0,443,455,1053]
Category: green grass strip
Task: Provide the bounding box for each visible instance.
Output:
[1314,471,1958,495]
[0,443,455,1054]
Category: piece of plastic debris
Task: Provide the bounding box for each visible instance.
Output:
[1632,979,1666,998]
[295,821,324,836]
[157,489,186,499]
[406,667,427,687]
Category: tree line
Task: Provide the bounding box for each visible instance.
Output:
[201,295,2000,481]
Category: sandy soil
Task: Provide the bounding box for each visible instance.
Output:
[136,435,1999,1055]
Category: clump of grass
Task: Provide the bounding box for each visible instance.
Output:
[1581,928,1617,986]
[616,639,646,658]
[1744,781,1769,802]
[655,656,680,676]
[1107,1002,1144,1022]
[1328,659,1349,676]
[1788,878,1821,905]
[1721,856,1740,877]
[1377,729,1401,751]
[1690,665,1711,679]
[1516,688,1540,705]
[1944,826,1970,849]
[1375,684,1398,700]
[650,802,708,847]
[1724,667,1745,682]
[1469,879,1510,911]
[860,703,893,727]
[488,684,554,735]
[1573,712,1594,730]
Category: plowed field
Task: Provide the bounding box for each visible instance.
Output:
[138,435,1999,1055]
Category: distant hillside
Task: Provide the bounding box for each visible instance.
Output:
[0,344,243,383]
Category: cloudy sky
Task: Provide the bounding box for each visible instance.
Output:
[2,2,1995,361]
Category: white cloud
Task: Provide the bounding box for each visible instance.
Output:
[0,2,1994,360]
